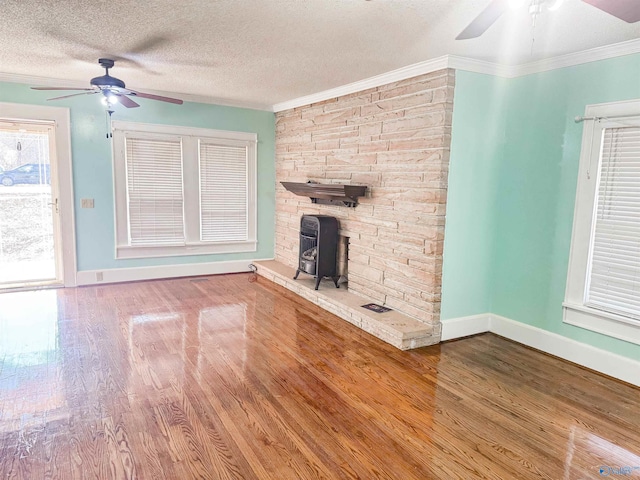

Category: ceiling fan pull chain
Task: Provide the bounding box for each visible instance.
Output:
[105,109,114,139]
[530,29,536,55]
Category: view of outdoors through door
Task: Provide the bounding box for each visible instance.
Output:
[0,121,60,287]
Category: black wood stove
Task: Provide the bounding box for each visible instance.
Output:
[293,215,340,290]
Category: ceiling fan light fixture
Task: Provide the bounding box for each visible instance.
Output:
[101,93,119,106]
[529,2,543,15]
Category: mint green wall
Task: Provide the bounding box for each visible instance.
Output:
[493,55,640,360]
[442,54,640,361]
[0,82,275,271]
[441,71,507,319]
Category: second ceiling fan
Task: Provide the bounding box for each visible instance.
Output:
[456,0,640,40]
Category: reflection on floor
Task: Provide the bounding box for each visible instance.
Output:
[0,274,638,479]
[0,290,62,432]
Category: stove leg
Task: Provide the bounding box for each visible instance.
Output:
[293,269,301,280]
[332,276,340,288]
[314,277,321,290]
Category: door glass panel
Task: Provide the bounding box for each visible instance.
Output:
[0,126,56,286]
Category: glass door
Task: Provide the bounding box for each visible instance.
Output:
[0,120,62,288]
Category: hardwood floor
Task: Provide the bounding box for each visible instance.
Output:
[0,273,638,479]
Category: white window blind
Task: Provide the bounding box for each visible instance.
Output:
[199,142,248,242]
[586,126,640,321]
[125,137,185,246]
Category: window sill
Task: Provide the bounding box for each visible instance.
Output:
[116,241,257,259]
[562,302,640,346]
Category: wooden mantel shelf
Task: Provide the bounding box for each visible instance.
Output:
[281,182,367,207]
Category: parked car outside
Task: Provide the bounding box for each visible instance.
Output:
[0,164,50,186]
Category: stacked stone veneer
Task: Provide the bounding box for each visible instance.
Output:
[275,69,455,327]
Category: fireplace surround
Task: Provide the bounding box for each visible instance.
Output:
[272,68,455,347]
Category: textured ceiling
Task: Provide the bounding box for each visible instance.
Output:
[0,0,639,109]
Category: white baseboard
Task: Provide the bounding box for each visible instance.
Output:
[490,314,640,388]
[441,313,640,388]
[441,313,491,341]
[76,258,273,286]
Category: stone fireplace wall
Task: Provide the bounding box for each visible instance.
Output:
[274,69,455,326]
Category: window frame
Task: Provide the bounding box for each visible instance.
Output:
[563,99,640,345]
[112,121,257,259]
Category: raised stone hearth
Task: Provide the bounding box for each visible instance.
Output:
[255,260,440,350]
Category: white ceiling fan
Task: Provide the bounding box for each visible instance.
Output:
[456,0,640,40]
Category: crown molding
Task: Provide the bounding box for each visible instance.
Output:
[164,92,270,111]
[0,72,272,112]
[271,54,513,112]
[0,72,89,90]
[271,55,451,112]
[272,38,640,112]
[510,38,640,78]
[447,55,512,78]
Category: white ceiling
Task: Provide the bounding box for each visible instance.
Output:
[0,0,639,110]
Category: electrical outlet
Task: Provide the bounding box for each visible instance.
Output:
[96,272,104,282]
[81,198,95,209]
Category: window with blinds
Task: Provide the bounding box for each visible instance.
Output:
[585,126,640,321]
[125,137,185,246]
[112,121,257,259]
[564,101,640,345]
[199,143,248,242]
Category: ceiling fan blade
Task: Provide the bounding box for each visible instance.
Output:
[117,95,140,108]
[47,92,98,101]
[456,0,510,40]
[31,87,94,91]
[581,0,640,22]
[128,35,172,54]
[129,90,183,105]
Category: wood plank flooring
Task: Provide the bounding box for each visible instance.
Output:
[0,273,638,479]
